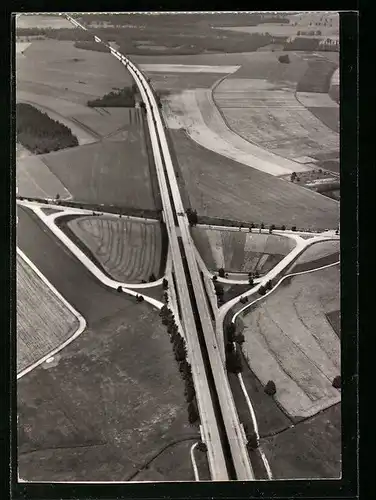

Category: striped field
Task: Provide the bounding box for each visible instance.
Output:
[17,253,79,374]
[192,227,295,274]
[67,216,164,283]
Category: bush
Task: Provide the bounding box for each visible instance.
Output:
[226,350,243,373]
[264,380,277,395]
[218,268,225,278]
[240,296,248,304]
[281,225,286,230]
[74,40,110,52]
[87,86,135,108]
[188,400,200,424]
[291,226,297,232]
[117,286,123,293]
[197,442,207,453]
[258,285,266,296]
[278,54,290,63]
[235,333,245,344]
[136,295,144,303]
[162,278,168,289]
[248,277,254,286]
[332,375,341,389]
[246,431,259,450]
[212,275,218,282]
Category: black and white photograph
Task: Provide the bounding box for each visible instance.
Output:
[15,11,342,483]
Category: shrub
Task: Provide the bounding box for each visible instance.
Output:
[136,294,144,302]
[197,442,207,453]
[248,277,254,286]
[240,296,248,304]
[188,400,200,424]
[260,223,265,229]
[291,226,297,232]
[332,375,341,389]
[281,225,286,230]
[264,380,277,395]
[218,268,225,278]
[117,286,123,293]
[149,273,156,282]
[246,431,259,450]
[235,333,245,344]
[162,278,168,289]
[87,86,135,108]
[278,54,290,63]
[258,285,266,296]
[226,350,243,373]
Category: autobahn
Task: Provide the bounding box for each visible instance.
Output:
[64,14,254,481]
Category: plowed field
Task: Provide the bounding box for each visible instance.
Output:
[67,216,164,283]
[192,227,295,273]
[17,253,79,374]
[241,265,340,418]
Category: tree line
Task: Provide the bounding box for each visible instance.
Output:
[16,103,78,154]
[87,86,136,108]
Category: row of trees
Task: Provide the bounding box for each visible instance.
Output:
[16,103,78,154]
[87,86,136,108]
[74,40,110,52]
[159,303,200,425]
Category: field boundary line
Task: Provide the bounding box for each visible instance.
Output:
[16,248,87,379]
[232,259,340,324]
[24,205,165,306]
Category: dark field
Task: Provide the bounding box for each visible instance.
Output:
[18,303,195,481]
[171,130,339,230]
[307,106,340,133]
[17,208,195,481]
[41,135,155,210]
[326,310,341,338]
[261,403,341,479]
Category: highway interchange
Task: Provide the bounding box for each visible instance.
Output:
[16,14,341,482]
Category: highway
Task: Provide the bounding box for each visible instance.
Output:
[64,15,254,480]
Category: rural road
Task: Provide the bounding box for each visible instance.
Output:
[64,14,254,481]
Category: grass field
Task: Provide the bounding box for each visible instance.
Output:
[41,135,155,210]
[170,129,339,230]
[18,300,196,481]
[261,403,341,479]
[66,216,165,283]
[17,154,71,200]
[241,265,341,418]
[214,78,338,163]
[16,15,75,30]
[17,253,79,374]
[192,227,295,273]
[164,88,306,176]
[17,40,133,106]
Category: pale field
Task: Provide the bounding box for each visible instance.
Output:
[67,216,163,283]
[16,40,133,107]
[241,265,340,418]
[163,89,308,175]
[292,240,340,265]
[17,90,138,140]
[16,14,75,29]
[17,253,79,374]
[192,227,295,273]
[17,155,71,200]
[214,78,339,162]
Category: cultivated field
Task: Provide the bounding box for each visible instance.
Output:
[192,227,295,273]
[170,129,339,230]
[16,14,75,30]
[18,300,196,482]
[40,132,155,210]
[240,265,341,418]
[67,216,164,283]
[261,403,341,479]
[16,40,133,107]
[164,88,307,176]
[214,74,338,163]
[17,154,71,200]
[17,253,79,374]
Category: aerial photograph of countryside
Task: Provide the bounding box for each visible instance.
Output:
[15,11,341,482]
